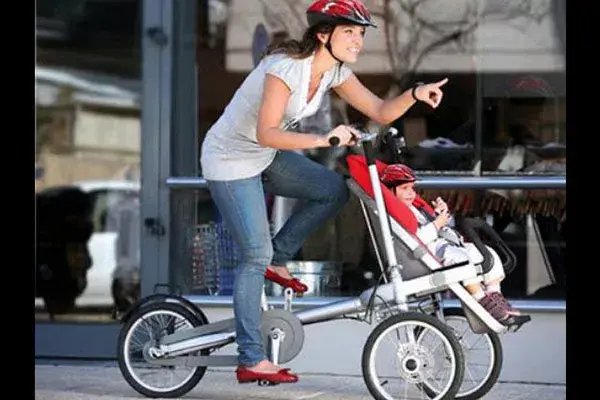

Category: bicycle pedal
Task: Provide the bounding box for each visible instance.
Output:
[504,315,531,332]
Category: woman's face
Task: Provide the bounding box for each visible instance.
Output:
[328,24,365,63]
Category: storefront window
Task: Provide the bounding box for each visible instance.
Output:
[35,0,142,322]
[184,186,565,301]
[187,0,565,302]
[480,73,566,175]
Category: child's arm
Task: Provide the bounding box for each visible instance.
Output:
[416,223,439,245]
[416,211,452,245]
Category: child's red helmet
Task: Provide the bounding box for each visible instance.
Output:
[380,164,417,188]
[307,0,377,28]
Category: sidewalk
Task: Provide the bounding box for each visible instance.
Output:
[35,363,566,400]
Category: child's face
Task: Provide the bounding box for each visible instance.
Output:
[393,182,416,206]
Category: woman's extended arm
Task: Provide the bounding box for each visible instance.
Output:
[333,74,448,125]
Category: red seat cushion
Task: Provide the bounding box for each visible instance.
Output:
[346,155,435,236]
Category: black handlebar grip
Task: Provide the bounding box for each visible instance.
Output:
[329,136,340,147]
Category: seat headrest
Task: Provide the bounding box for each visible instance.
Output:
[346,154,422,234]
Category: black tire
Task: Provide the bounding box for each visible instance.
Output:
[362,312,465,400]
[117,301,209,398]
[439,307,503,400]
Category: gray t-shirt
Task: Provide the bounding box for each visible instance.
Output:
[200,53,352,181]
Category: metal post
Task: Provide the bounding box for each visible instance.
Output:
[140,0,172,297]
[154,0,175,291]
[169,0,199,293]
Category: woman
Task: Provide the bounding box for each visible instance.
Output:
[200,0,449,384]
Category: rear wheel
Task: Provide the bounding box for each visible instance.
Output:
[438,308,503,400]
[117,301,209,398]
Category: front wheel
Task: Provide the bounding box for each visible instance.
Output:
[117,301,209,398]
[362,312,465,400]
[435,308,503,400]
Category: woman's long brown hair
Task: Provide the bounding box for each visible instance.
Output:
[262,23,335,60]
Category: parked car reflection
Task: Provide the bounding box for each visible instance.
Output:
[35,180,140,320]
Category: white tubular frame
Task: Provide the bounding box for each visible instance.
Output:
[347,179,508,334]
[366,164,409,310]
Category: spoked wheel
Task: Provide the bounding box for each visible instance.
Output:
[117,302,209,398]
[362,312,465,400]
[422,308,503,400]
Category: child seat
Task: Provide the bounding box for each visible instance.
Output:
[345,154,529,333]
[345,154,478,283]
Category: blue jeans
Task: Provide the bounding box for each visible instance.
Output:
[207,150,349,366]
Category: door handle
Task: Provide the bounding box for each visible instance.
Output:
[146,27,168,46]
[144,217,166,236]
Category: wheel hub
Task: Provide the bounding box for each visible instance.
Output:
[396,344,435,383]
[143,342,165,361]
[404,358,418,371]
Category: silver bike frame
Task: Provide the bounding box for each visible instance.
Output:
[148,133,507,364]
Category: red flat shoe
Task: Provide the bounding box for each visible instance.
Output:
[264,268,309,294]
[236,366,299,384]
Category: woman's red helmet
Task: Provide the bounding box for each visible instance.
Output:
[380,164,417,188]
[307,0,377,28]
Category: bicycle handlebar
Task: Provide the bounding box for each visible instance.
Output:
[328,131,379,147]
[328,136,341,146]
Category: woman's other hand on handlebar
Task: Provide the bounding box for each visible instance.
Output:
[326,125,362,147]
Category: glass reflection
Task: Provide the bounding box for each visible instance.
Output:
[309,185,566,300]
[414,187,565,300]
[188,0,566,302]
[481,74,566,175]
[35,0,141,322]
[185,186,565,301]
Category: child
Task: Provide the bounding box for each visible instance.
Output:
[380,163,529,325]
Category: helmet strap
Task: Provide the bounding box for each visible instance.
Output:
[325,36,344,64]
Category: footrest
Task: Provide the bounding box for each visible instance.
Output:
[502,314,532,332]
